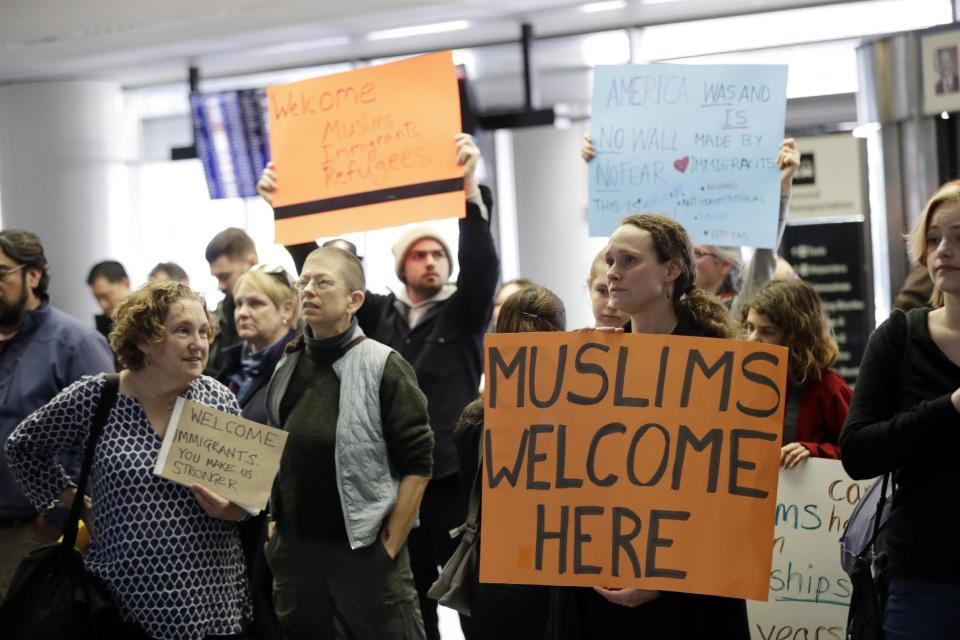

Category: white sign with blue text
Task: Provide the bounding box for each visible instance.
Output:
[746,458,872,640]
[588,64,788,247]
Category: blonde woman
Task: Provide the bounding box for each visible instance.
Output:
[841,180,960,638]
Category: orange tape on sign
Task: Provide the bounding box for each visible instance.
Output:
[267,51,464,244]
[480,331,788,601]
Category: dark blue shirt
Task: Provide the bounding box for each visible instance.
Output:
[0,298,114,519]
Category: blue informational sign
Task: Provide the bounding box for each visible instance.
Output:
[191,89,271,199]
[588,64,788,248]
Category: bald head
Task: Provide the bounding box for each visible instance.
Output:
[304,247,365,293]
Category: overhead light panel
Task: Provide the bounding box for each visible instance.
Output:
[583,31,631,67]
[852,122,881,138]
[367,20,470,41]
[581,1,627,13]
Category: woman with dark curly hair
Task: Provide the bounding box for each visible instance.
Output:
[548,213,747,640]
[6,281,251,640]
[739,279,851,467]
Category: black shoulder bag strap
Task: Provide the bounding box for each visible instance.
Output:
[867,311,916,550]
[60,374,120,550]
[449,434,483,541]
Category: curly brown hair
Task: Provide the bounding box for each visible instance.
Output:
[109,281,208,370]
[619,214,735,338]
[739,279,838,385]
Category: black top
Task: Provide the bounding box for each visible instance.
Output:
[841,308,960,585]
[216,330,297,425]
[546,314,748,640]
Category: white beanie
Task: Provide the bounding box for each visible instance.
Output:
[392,226,453,282]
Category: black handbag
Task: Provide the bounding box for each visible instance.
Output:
[428,436,482,616]
[0,374,124,640]
[845,473,891,640]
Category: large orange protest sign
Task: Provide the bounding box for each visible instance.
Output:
[481,331,788,601]
[266,51,464,244]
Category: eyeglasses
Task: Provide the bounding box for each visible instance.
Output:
[0,264,26,280]
[250,264,294,288]
[693,249,720,261]
[293,276,340,292]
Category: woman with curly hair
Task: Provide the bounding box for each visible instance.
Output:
[547,213,746,640]
[739,280,851,468]
[6,281,250,640]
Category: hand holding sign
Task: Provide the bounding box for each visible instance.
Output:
[191,484,250,522]
[594,587,661,608]
[780,442,812,469]
[456,133,481,197]
[257,161,277,206]
[776,138,801,196]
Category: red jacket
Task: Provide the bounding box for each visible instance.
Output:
[793,369,851,459]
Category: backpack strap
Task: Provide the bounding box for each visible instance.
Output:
[61,373,121,550]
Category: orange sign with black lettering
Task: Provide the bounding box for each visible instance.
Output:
[480,331,788,601]
[266,51,463,244]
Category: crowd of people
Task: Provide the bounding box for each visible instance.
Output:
[0,125,952,640]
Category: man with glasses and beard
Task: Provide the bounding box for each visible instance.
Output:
[0,229,114,598]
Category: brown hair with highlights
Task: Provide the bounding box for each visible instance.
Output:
[110,281,208,370]
[739,279,838,385]
[496,285,566,333]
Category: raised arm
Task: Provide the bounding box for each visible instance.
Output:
[731,138,800,315]
[450,134,500,332]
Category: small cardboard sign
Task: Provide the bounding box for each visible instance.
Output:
[267,51,464,243]
[154,398,288,511]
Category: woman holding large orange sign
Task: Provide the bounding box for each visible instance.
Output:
[547,214,748,639]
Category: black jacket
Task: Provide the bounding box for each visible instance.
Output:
[357,186,499,478]
[206,296,241,378]
[216,330,297,425]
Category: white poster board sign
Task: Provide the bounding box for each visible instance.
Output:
[747,458,873,640]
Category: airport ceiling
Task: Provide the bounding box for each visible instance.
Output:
[0,0,865,87]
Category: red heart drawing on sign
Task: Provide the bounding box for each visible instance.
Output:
[673,156,690,173]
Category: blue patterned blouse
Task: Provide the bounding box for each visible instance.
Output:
[5,374,251,640]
